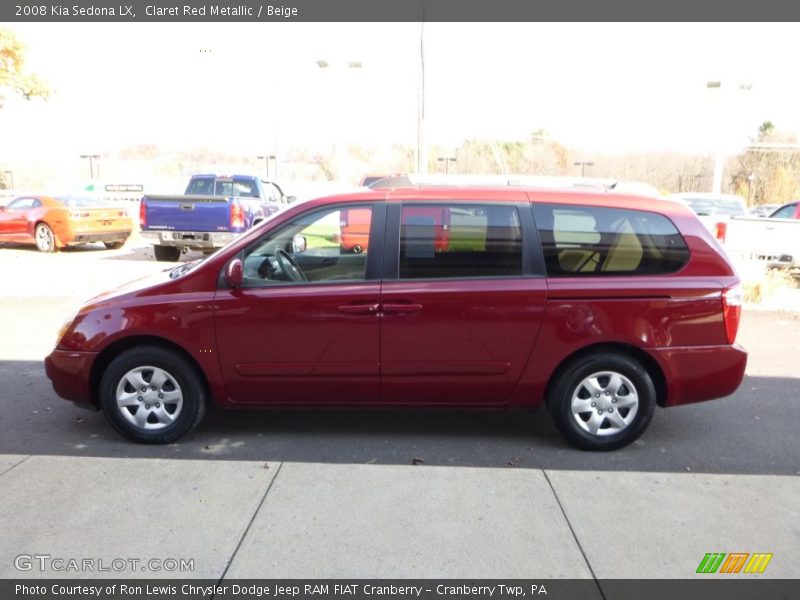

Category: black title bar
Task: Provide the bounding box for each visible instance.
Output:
[4,0,800,22]
[3,579,799,600]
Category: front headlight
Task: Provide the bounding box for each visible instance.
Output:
[54,310,80,349]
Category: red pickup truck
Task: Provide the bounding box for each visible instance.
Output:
[341,205,451,253]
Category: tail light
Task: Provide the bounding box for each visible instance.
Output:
[230,202,245,229]
[715,221,727,243]
[139,199,147,229]
[722,284,743,344]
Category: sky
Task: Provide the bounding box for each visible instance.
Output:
[2,22,800,168]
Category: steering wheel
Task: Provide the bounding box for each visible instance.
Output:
[275,249,307,282]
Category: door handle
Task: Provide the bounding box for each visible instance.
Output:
[382,303,423,315]
[338,303,380,315]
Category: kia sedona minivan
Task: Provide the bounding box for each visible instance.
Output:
[46,186,747,450]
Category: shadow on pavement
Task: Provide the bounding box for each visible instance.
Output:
[1,358,799,475]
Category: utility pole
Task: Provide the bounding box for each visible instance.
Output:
[257,155,276,179]
[437,157,456,174]
[80,154,101,180]
[574,161,594,177]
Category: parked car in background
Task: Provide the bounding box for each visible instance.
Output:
[46,185,746,451]
[767,201,800,220]
[668,192,748,241]
[750,203,780,218]
[358,173,405,187]
[669,192,748,218]
[0,195,132,252]
[140,174,295,261]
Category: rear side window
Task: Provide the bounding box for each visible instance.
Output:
[186,177,214,195]
[533,203,689,276]
[399,203,523,279]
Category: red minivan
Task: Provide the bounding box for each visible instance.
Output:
[45,186,747,450]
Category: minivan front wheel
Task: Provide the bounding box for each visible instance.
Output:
[548,353,655,451]
[99,347,206,443]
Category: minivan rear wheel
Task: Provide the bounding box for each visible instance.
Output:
[548,353,655,451]
[99,346,206,444]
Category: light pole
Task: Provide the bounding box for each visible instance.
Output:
[316,59,363,180]
[257,155,276,179]
[574,161,594,177]
[2,170,13,191]
[80,154,101,180]
[437,157,456,174]
[706,81,753,194]
[416,21,427,175]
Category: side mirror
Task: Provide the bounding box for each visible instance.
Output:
[0,206,6,212]
[292,235,307,254]
[224,258,244,288]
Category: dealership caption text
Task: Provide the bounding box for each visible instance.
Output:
[14,4,299,18]
[15,584,548,597]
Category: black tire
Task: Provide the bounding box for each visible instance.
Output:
[99,346,207,444]
[35,222,56,252]
[153,245,181,262]
[104,240,125,250]
[547,352,656,451]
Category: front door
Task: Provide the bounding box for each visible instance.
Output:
[0,197,37,239]
[214,201,384,404]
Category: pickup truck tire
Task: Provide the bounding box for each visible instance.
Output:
[99,346,207,444]
[154,245,181,262]
[548,352,655,451]
[104,241,125,250]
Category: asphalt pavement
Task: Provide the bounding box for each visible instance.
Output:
[0,242,798,474]
[1,241,798,583]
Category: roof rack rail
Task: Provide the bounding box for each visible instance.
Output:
[368,174,662,197]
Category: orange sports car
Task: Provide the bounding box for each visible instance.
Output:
[0,195,133,252]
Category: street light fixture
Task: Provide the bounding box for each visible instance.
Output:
[80,154,101,180]
[574,161,594,177]
[315,59,363,181]
[437,156,456,174]
[257,155,276,179]
[706,80,753,194]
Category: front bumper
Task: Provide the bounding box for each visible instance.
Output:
[44,350,98,408]
[651,344,748,407]
[141,230,237,249]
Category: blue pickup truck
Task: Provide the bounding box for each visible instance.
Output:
[140,174,294,261]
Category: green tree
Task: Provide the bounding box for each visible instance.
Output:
[0,27,50,108]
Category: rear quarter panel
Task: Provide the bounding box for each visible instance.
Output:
[509,191,741,408]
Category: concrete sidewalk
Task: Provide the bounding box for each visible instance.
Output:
[1,455,797,580]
